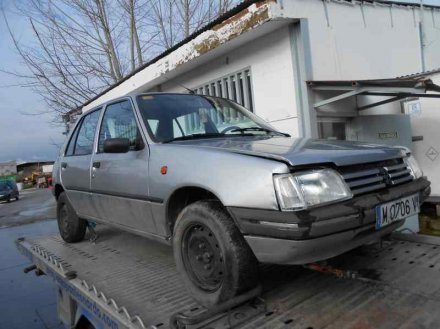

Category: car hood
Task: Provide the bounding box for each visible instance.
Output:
[171,136,406,167]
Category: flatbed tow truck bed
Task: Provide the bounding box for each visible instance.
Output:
[16,226,440,329]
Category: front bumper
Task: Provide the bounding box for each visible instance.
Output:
[245,220,403,264]
[228,178,431,265]
[0,194,10,201]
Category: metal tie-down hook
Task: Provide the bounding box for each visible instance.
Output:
[88,221,98,243]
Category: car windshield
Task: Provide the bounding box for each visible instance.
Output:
[0,181,8,190]
[136,94,286,143]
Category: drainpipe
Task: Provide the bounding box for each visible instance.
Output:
[420,0,426,72]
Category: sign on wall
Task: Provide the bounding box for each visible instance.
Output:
[402,99,422,116]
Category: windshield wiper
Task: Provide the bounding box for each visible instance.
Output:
[229,127,290,137]
[162,133,225,143]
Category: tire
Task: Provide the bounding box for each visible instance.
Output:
[15,195,19,201]
[7,196,10,203]
[173,200,258,306]
[57,192,87,243]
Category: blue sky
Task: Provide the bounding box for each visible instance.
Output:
[1,0,440,163]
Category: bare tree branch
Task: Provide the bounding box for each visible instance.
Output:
[2,0,239,122]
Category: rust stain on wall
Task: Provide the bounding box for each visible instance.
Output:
[194,5,270,56]
[194,35,222,55]
[169,1,275,73]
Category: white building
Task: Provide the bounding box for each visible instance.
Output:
[0,161,17,179]
[71,0,440,197]
[404,70,440,201]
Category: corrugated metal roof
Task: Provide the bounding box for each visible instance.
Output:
[398,68,440,80]
[308,77,440,93]
[308,77,440,110]
[343,0,440,9]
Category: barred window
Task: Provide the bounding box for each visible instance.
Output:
[193,69,254,112]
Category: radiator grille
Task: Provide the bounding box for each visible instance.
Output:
[339,158,414,195]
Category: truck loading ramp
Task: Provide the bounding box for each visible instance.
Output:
[16,226,440,329]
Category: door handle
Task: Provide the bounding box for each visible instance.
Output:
[92,162,101,169]
[61,162,67,169]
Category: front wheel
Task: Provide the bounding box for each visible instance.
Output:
[173,200,258,306]
[57,192,86,243]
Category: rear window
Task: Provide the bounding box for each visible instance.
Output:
[0,181,13,189]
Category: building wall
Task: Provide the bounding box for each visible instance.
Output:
[75,0,440,175]
[159,26,300,137]
[155,0,440,139]
[274,0,440,80]
[0,162,17,180]
[408,73,440,196]
[272,0,440,197]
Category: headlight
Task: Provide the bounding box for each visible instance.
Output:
[273,169,353,211]
[404,155,423,179]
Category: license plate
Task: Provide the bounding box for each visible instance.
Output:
[375,194,420,230]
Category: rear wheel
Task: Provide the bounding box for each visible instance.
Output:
[15,194,19,201]
[57,192,86,243]
[173,200,258,306]
[7,196,10,203]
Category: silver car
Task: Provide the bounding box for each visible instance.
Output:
[53,93,430,306]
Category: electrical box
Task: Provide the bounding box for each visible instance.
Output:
[346,115,412,150]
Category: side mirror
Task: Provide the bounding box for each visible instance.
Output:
[103,138,130,153]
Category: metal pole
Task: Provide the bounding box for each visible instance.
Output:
[420,0,426,72]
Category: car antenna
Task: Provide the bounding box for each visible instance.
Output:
[164,77,195,94]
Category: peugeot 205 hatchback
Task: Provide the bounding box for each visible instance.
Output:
[53,93,430,306]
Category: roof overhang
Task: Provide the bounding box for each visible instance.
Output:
[308,78,440,113]
[129,19,293,92]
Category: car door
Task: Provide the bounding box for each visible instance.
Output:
[90,99,156,233]
[60,109,101,219]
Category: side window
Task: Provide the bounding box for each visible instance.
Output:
[65,120,81,156]
[147,119,159,135]
[73,110,101,156]
[98,100,141,153]
[7,181,17,190]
